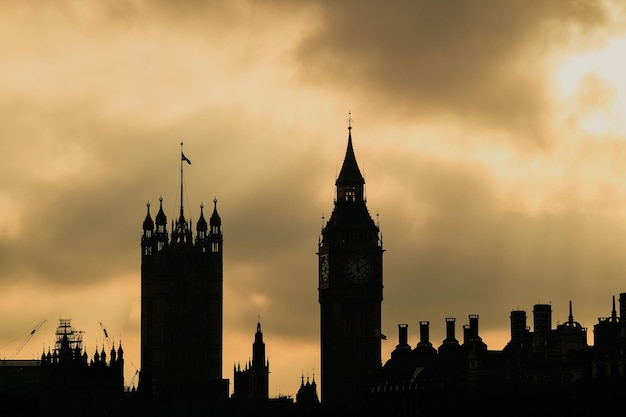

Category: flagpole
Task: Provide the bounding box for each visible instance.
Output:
[180,142,184,219]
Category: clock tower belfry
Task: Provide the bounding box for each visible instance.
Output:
[318,122,384,411]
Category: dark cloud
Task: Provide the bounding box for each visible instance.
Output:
[290,0,613,142]
[3,0,626,397]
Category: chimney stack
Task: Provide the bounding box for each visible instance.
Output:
[417,321,432,347]
[510,310,527,340]
[533,304,552,334]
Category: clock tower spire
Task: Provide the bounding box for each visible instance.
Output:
[318,120,384,413]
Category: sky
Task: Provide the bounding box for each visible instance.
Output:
[3,0,626,398]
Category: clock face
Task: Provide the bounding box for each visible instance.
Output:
[320,254,329,286]
[344,255,372,283]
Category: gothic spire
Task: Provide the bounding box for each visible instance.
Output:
[336,121,365,188]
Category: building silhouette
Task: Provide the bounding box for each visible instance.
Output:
[139,147,228,413]
[369,296,626,416]
[233,321,270,401]
[295,372,320,417]
[317,121,384,412]
[7,124,626,416]
[39,318,125,417]
[230,322,298,417]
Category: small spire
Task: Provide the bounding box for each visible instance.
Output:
[568,300,574,325]
[611,295,618,321]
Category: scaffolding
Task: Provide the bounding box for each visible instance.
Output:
[53,318,84,355]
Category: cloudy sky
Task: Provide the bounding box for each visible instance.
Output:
[3,0,626,398]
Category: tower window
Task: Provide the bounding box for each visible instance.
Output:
[144,246,152,256]
[212,243,219,253]
[158,241,164,251]
[345,187,356,202]
[145,230,152,238]
[157,225,165,233]
[212,226,219,234]
[198,231,205,239]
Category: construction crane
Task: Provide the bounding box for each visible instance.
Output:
[9,319,47,359]
[128,369,139,391]
[99,321,112,351]
[99,320,141,391]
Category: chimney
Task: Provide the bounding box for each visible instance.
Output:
[468,314,479,341]
[443,317,457,344]
[510,310,527,340]
[390,323,411,358]
[533,304,552,334]
[397,324,409,349]
[417,321,432,347]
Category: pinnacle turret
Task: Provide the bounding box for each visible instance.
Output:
[143,202,154,231]
[197,203,208,233]
[210,198,221,228]
[155,197,166,228]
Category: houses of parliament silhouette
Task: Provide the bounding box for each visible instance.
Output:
[2,128,626,416]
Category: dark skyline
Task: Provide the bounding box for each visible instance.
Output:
[3,1,626,398]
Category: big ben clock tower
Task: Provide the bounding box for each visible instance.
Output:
[318,120,384,412]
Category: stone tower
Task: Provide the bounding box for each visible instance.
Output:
[139,146,227,407]
[318,123,384,411]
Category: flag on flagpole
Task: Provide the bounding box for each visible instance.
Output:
[182,153,191,165]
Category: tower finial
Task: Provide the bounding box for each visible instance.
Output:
[347,110,353,132]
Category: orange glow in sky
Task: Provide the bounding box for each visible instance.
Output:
[3,1,626,398]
